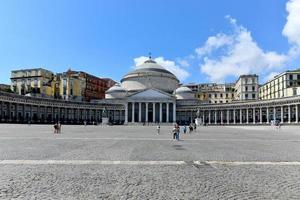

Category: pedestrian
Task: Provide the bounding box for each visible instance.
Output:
[53,123,58,134]
[84,120,87,126]
[189,124,193,133]
[172,125,177,139]
[58,121,61,133]
[176,125,180,141]
[183,125,187,134]
[157,124,160,135]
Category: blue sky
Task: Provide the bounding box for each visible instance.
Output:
[0,0,300,84]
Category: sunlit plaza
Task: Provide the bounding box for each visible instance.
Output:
[1,124,300,199]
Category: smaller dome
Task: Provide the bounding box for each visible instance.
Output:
[174,86,193,94]
[105,83,127,99]
[106,83,126,94]
[174,86,195,100]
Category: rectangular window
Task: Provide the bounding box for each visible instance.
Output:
[220,93,223,98]
[245,86,248,91]
[214,94,217,98]
[289,74,293,80]
[226,93,228,98]
[252,93,256,99]
[209,94,211,98]
[252,86,255,91]
[293,88,297,96]
[245,94,248,99]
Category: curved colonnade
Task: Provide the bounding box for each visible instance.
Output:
[1,91,300,125]
[0,91,125,124]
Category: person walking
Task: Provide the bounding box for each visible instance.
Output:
[172,124,177,139]
[53,123,58,134]
[58,121,61,133]
[183,125,187,134]
[176,125,180,141]
[156,124,160,135]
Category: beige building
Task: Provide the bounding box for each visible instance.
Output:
[259,69,300,100]
[11,68,54,97]
[188,83,235,104]
[234,74,259,101]
[54,70,86,101]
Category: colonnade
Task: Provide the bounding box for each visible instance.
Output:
[199,104,299,125]
[0,92,124,124]
[126,102,176,123]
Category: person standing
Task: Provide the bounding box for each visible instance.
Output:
[53,123,58,134]
[58,121,61,133]
[183,125,187,134]
[176,125,180,141]
[157,124,160,135]
[172,124,177,139]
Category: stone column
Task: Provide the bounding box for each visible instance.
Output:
[145,103,148,122]
[153,103,156,123]
[227,110,230,124]
[159,103,162,123]
[220,110,223,124]
[215,110,217,124]
[260,107,262,124]
[296,104,299,123]
[266,107,269,123]
[37,106,40,122]
[138,102,142,122]
[288,105,291,123]
[233,109,236,124]
[246,108,249,124]
[132,102,135,123]
[173,103,176,123]
[166,103,169,123]
[8,102,12,122]
[208,110,211,124]
[15,103,19,122]
[253,108,256,124]
[22,104,26,122]
[0,101,3,121]
[281,106,284,123]
[202,111,205,124]
[240,109,242,124]
[124,103,128,124]
[29,104,32,122]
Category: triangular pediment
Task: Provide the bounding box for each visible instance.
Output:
[127,89,173,100]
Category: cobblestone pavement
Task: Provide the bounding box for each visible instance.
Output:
[1,124,300,199]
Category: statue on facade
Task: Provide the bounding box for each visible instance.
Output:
[196,108,200,118]
[102,108,108,118]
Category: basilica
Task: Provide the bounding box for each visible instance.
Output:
[104,58,196,124]
[1,57,300,125]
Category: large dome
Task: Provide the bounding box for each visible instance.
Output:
[121,59,179,93]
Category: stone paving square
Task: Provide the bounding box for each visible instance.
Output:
[1,124,300,199]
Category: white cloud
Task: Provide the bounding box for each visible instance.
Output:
[177,59,190,68]
[198,16,288,82]
[195,33,233,56]
[264,71,281,83]
[133,56,190,81]
[283,0,300,51]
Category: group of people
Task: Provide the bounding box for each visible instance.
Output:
[156,123,198,141]
[53,122,62,134]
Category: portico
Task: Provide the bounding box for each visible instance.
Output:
[126,89,176,123]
